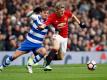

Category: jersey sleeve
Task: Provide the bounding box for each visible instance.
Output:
[27,11,36,20]
[45,14,53,26]
[66,9,72,18]
[27,11,43,26]
[34,15,43,25]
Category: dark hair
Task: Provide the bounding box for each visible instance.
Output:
[33,7,42,14]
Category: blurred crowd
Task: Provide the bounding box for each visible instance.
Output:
[0,0,107,51]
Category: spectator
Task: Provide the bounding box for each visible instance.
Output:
[0,32,5,50]
[0,0,107,51]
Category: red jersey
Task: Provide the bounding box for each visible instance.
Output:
[45,9,72,38]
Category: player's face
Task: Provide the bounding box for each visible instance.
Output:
[56,7,65,16]
[41,11,49,19]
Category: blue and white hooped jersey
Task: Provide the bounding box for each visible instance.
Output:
[26,12,48,44]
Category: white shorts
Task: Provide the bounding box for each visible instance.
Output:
[52,34,68,53]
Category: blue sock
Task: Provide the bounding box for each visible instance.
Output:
[3,56,14,67]
[33,54,44,64]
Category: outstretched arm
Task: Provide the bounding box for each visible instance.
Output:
[72,14,86,28]
[22,4,46,29]
[72,14,80,24]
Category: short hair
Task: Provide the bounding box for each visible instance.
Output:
[55,2,66,10]
[33,6,48,14]
[33,7,42,14]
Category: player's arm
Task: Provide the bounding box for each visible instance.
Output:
[38,14,53,29]
[72,14,80,24]
[22,4,41,20]
[26,9,46,29]
[27,7,43,20]
[22,3,33,16]
[67,9,86,28]
[72,14,86,28]
[22,4,45,29]
[22,3,37,21]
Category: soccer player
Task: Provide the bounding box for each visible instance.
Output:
[27,28,54,71]
[38,2,86,70]
[0,4,49,73]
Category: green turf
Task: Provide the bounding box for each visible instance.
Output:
[0,64,107,80]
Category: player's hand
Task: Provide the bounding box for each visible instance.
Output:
[37,24,46,30]
[37,26,44,30]
[79,22,86,28]
[57,23,66,28]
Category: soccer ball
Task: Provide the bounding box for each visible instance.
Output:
[87,60,96,70]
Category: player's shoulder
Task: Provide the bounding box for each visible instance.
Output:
[48,13,56,17]
[64,9,72,17]
[65,9,72,14]
[31,14,42,20]
[33,14,41,18]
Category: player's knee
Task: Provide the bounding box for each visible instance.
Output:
[57,52,64,60]
[39,48,47,56]
[52,47,59,52]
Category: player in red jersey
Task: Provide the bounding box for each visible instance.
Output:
[40,2,86,70]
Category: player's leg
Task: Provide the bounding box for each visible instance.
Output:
[45,39,60,64]
[56,38,68,60]
[0,50,26,71]
[0,40,33,71]
[27,52,39,66]
[33,47,46,64]
[27,37,51,67]
[44,35,67,70]
[2,40,34,67]
[44,35,61,70]
[27,47,47,73]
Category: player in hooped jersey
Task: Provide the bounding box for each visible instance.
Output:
[0,4,49,73]
[39,2,86,70]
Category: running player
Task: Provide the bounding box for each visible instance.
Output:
[0,4,49,73]
[38,2,86,70]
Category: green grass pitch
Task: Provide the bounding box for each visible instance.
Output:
[0,64,107,80]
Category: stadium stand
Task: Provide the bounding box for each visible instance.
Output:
[0,0,107,51]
